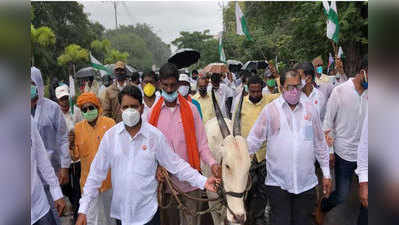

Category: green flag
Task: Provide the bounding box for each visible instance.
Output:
[322,1,339,43]
[218,32,226,63]
[90,53,110,73]
[235,2,253,41]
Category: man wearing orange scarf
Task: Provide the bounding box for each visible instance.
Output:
[149,63,220,225]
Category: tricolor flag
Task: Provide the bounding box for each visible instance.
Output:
[338,46,344,59]
[327,53,334,74]
[90,53,110,73]
[218,32,226,63]
[322,1,339,43]
[235,2,253,41]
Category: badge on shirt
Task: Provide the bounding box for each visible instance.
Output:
[142,145,147,151]
[314,100,318,105]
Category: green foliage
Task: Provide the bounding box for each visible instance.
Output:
[32,1,105,81]
[220,1,368,76]
[90,39,111,64]
[31,25,56,47]
[104,49,129,65]
[57,44,89,66]
[105,24,171,70]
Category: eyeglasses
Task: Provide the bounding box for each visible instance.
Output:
[285,84,301,91]
[81,105,96,113]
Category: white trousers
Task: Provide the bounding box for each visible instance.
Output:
[87,189,115,225]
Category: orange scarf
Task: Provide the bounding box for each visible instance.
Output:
[149,94,201,171]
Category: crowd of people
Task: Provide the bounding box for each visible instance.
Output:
[31,55,368,225]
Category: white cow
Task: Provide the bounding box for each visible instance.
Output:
[201,90,251,225]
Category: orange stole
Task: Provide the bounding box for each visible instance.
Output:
[148,94,201,171]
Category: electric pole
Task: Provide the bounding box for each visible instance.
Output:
[114,1,118,29]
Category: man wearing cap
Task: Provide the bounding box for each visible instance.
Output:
[103,61,129,123]
[55,84,83,220]
[178,73,203,119]
[55,85,83,132]
[72,92,116,225]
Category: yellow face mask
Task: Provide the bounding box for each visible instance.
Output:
[143,83,156,97]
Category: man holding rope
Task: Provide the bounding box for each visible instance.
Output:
[75,85,219,225]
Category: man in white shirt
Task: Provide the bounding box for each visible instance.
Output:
[31,118,65,225]
[247,69,332,225]
[54,84,83,221]
[207,73,233,118]
[317,56,368,224]
[356,114,368,225]
[75,85,219,225]
[297,62,327,122]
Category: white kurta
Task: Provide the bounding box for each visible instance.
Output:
[247,96,330,194]
[78,122,207,225]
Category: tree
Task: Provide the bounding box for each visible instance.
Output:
[32,1,105,81]
[31,25,56,65]
[105,24,170,70]
[90,39,111,64]
[221,1,368,76]
[104,49,129,65]
[57,44,89,75]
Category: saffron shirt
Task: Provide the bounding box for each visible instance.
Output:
[72,116,116,192]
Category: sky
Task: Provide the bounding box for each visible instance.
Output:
[80,1,225,51]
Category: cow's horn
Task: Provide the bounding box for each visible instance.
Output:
[211,88,231,139]
[233,88,245,137]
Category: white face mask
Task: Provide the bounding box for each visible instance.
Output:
[178,85,190,97]
[335,73,341,79]
[122,108,141,127]
[301,79,307,89]
[117,81,127,91]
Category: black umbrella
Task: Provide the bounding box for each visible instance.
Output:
[242,60,269,71]
[227,59,243,72]
[75,67,99,79]
[168,48,200,69]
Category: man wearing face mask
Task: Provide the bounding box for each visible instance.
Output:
[178,73,203,119]
[148,63,220,225]
[312,56,334,99]
[75,86,219,225]
[192,77,216,124]
[247,69,332,225]
[232,76,279,225]
[316,56,368,225]
[72,92,116,225]
[141,70,161,122]
[207,73,234,119]
[31,67,70,225]
[103,61,129,123]
[297,62,327,122]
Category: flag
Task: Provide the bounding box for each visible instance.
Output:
[90,53,110,73]
[338,46,344,58]
[322,1,339,43]
[235,2,253,41]
[69,74,75,113]
[218,32,226,63]
[327,53,334,74]
[275,55,279,72]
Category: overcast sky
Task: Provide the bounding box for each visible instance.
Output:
[80,1,224,51]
